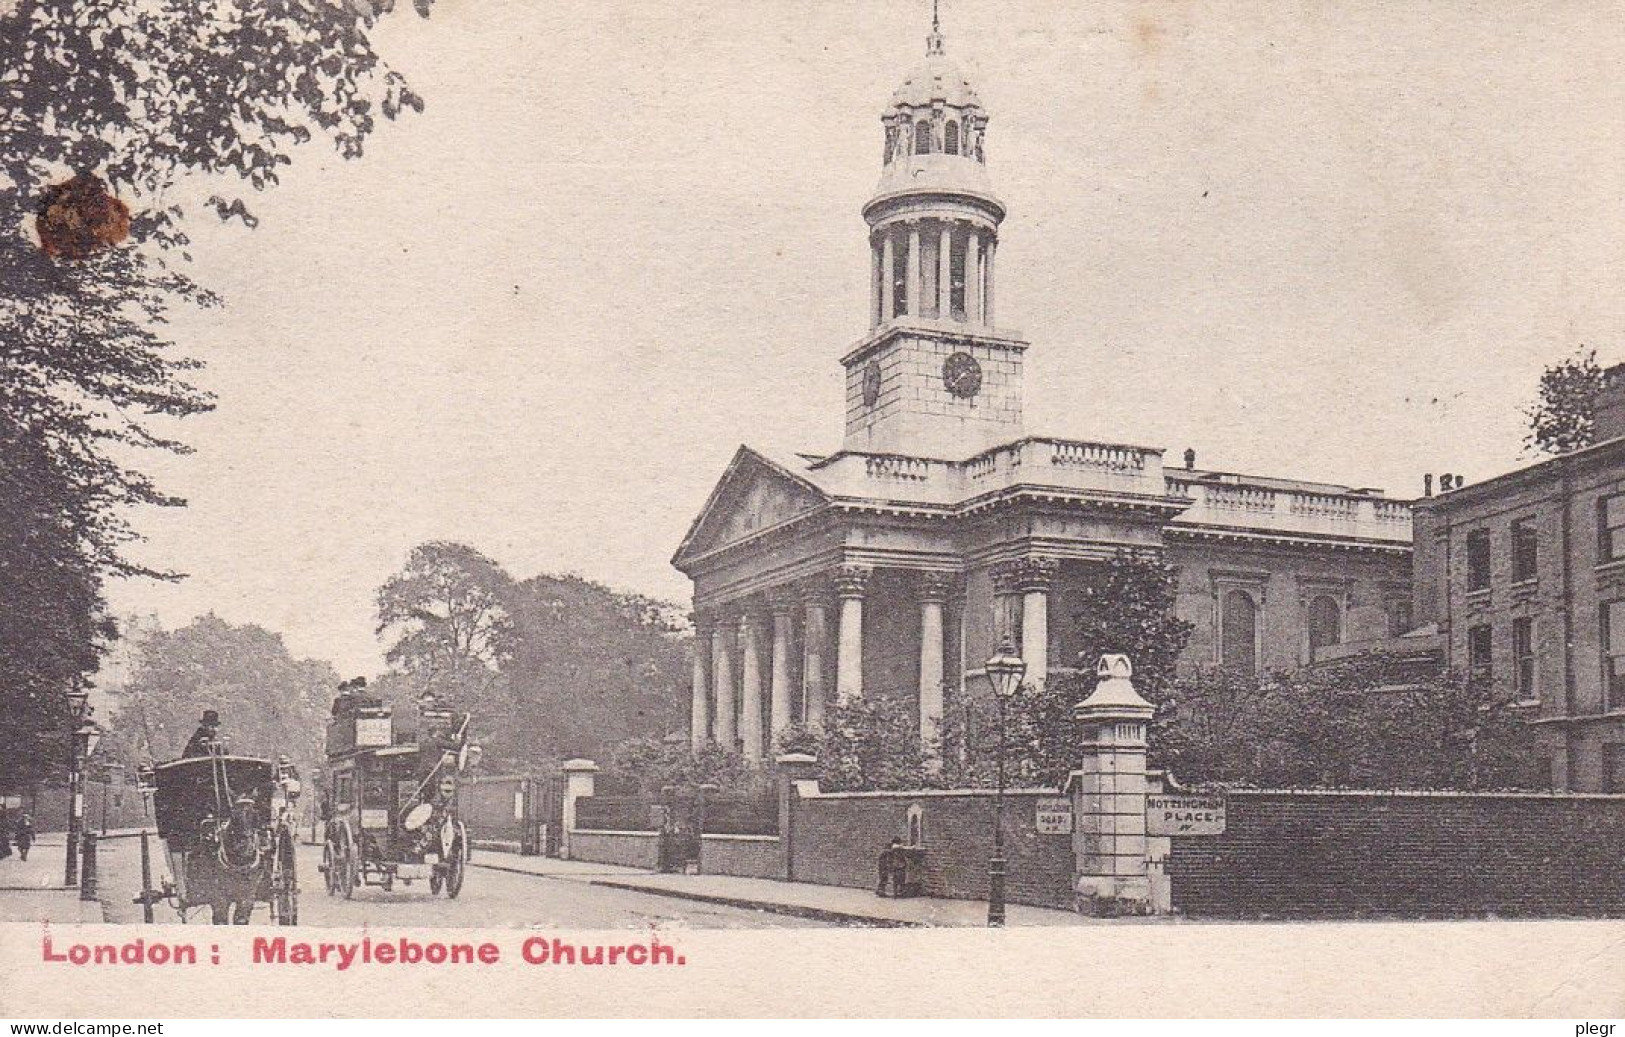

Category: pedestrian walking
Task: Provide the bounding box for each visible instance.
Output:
[0,807,11,861]
[15,814,34,862]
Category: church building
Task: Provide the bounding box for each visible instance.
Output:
[672,18,1414,763]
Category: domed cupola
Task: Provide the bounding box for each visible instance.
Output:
[863,6,1004,330]
[843,3,1027,462]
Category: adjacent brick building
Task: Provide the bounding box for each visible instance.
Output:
[1411,366,1625,792]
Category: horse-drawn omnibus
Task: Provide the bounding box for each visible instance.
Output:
[318,686,478,898]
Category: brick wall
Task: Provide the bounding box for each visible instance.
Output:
[789,788,1075,910]
[700,834,782,879]
[1168,790,1625,918]
[569,830,659,869]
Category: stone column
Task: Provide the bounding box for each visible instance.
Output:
[918,572,952,757]
[991,562,1019,648]
[690,611,712,750]
[1071,655,1155,916]
[937,224,953,319]
[1014,557,1059,686]
[802,583,831,728]
[880,230,896,321]
[739,611,765,766]
[870,239,883,328]
[967,230,983,325]
[906,223,922,318]
[712,621,736,751]
[768,591,795,746]
[834,564,871,703]
[975,237,988,323]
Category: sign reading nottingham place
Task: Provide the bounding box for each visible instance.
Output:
[1146,794,1227,836]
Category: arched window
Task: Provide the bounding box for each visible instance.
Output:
[1221,589,1258,675]
[944,120,959,155]
[915,120,933,155]
[1308,595,1341,659]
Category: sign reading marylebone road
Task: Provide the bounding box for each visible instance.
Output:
[1034,797,1073,835]
[1145,794,1226,836]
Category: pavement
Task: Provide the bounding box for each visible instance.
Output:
[92,837,831,928]
[470,848,1087,927]
[0,834,103,923]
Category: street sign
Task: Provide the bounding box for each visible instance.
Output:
[1146,794,1226,836]
[1034,796,1073,835]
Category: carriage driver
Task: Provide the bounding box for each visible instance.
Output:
[183,710,223,758]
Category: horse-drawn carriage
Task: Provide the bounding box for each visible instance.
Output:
[319,687,477,899]
[135,749,301,925]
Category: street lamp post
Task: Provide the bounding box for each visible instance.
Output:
[981,638,1026,927]
[63,687,94,887]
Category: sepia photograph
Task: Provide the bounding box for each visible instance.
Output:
[1,0,1623,1021]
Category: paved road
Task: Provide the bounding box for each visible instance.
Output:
[95,837,827,929]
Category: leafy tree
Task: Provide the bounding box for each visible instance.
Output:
[376,541,516,700]
[0,420,112,788]
[496,574,686,764]
[940,552,1194,788]
[777,697,937,792]
[1525,346,1602,456]
[1068,551,1193,701]
[1160,657,1542,790]
[605,736,749,796]
[374,543,687,771]
[1,0,433,785]
[98,615,338,783]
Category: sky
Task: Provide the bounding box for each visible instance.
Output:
[102,0,1625,676]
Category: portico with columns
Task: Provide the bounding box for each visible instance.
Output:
[672,13,1415,764]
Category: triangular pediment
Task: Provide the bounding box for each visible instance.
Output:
[672,446,831,568]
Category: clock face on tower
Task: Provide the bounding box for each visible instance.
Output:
[862,361,882,408]
[942,351,983,399]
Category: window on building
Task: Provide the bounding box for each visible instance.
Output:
[1601,494,1625,563]
[1465,529,1491,591]
[915,120,933,154]
[1605,745,1625,793]
[1512,616,1535,701]
[1220,589,1258,675]
[1511,517,1538,583]
[1307,595,1341,661]
[1386,598,1413,637]
[1603,600,1625,710]
[1467,623,1492,679]
[944,120,959,155]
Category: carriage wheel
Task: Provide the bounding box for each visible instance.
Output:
[321,840,339,897]
[273,829,299,925]
[340,832,359,900]
[444,836,466,899]
[430,866,444,895]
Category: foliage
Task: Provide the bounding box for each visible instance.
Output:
[97,614,339,784]
[776,553,1196,792]
[1068,552,1193,700]
[1159,656,1543,790]
[376,540,516,700]
[604,736,750,796]
[374,542,687,771]
[1524,346,1602,456]
[0,419,113,788]
[776,697,938,792]
[0,0,431,785]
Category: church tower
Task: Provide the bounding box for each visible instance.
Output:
[842,8,1029,460]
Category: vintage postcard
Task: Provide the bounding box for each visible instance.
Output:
[2,0,1624,1021]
